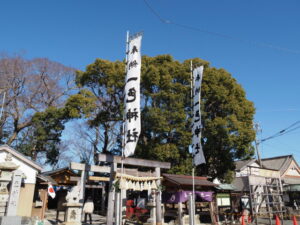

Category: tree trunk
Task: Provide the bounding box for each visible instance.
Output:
[7,131,18,145]
[93,127,99,164]
[102,124,109,154]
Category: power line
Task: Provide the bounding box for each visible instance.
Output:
[143,0,300,55]
[260,120,300,143]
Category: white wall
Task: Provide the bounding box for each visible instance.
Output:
[285,161,300,177]
[0,152,38,184]
[236,162,260,177]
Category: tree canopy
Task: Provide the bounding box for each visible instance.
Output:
[0,54,255,177]
[0,54,77,164]
[75,55,256,180]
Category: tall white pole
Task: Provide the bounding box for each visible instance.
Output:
[119,30,130,225]
[192,168,195,225]
[122,30,130,159]
[190,61,195,225]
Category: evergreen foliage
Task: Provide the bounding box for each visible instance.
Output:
[76,55,255,180]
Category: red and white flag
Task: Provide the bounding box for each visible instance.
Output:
[48,184,56,199]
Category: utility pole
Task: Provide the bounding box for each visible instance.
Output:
[254,123,262,167]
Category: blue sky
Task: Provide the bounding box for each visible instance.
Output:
[1,0,299,161]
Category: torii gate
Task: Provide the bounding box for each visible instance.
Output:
[70,162,110,202]
[98,154,171,225]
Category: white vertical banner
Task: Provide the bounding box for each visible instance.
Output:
[124,33,142,157]
[192,66,206,166]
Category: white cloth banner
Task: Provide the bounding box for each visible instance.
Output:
[192,66,206,165]
[124,33,142,157]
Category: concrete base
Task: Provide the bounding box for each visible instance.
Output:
[181,215,201,225]
[62,203,83,225]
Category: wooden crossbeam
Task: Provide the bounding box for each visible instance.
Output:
[98,154,171,169]
[116,168,156,177]
[70,176,110,182]
[70,162,110,173]
[85,185,104,189]
[88,176,110,182]
[70,176,80,182]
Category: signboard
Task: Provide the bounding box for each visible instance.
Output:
[216,193,231,207]
[258,168,280,178]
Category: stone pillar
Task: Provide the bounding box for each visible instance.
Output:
[79,167,87,204]
[107,162,117,225]
[115,192,120,225]
[145,192,156,225]
[155,167,162,225]
[6,170,22,216]
[209,201,217,225]
[101,186,106,215]
[120,188,127,225]
[178,202,183,225]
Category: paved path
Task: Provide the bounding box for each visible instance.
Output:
[44,210,106,225]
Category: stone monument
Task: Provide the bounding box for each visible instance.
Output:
[6,170,22,216]
[62,186,83,225]
[0,153,19,216]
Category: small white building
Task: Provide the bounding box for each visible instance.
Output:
[235,159,260,177]
[0,145,42,217]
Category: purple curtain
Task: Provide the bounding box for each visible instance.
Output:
[162,191,213,203]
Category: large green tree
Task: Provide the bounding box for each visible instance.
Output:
[75,59,125,162]
[72,55,256,180]
[199,62,255,180]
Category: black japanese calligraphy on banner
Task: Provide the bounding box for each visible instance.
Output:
[192,66,206,166]
[126,88,136,103]
[128,60,138,70]
[126,108,139,123]
[124,33,142,157]
[131,45,138,54]
[126,128,139,143]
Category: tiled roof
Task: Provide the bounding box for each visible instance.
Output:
[0,145,42,171]
[232,177,249,192]
[162,173,217,187]
[234,159,257,171]
[36,174,58,185]
[261,155,293,175]
[42,167,71,175]
[215,183,236,191]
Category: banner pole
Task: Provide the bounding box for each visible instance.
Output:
[122,30,129,162]
[119,30,129,225]
[190,61,195,225]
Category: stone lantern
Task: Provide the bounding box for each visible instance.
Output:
[0,153,19,216]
